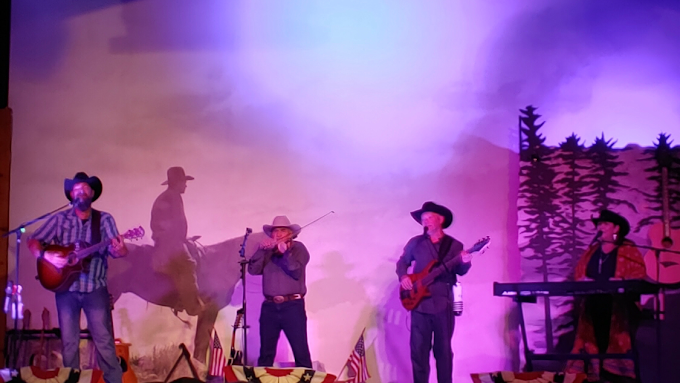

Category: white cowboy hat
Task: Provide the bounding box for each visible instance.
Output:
[263,216,302,238]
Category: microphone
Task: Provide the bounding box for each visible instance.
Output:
[246,228,253,234]
[453,282,463,316]
[590,230,603,247]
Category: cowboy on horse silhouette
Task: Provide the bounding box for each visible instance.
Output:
[150,167,205,316]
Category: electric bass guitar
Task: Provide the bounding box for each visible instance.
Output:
[400,236,490,311]
[227,308,244,366]
[36,227,145,292]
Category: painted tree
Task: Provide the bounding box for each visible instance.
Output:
[581,134,635,214]
[553,134,592,270]
[518,105,563,351]
[548,134,595,352]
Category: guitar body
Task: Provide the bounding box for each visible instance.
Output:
[228,350,243,366]
[36,227,145,293]
[643,222,680,284]
[37,244,91,293]
[399,236,490,311]
[400,260,437,311]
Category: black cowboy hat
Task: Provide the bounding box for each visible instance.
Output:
[64,172,103,202]
[410,201,454,229]
[591,209,630,238]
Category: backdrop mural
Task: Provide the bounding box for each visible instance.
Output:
[517,105,680,382]
[6,1,680,383]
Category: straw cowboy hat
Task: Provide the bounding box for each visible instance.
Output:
[263,216,302,238]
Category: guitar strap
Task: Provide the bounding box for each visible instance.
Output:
[91,209,101,247]
[438,235,453,261]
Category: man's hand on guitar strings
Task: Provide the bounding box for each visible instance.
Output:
[44,252,68,269]
[400,276,413,290]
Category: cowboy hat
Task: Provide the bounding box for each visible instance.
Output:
[161,166,194,186]
[591,209,630,238]
[411,201,454,229]
[64,172,103,202]
[263,216,302,238]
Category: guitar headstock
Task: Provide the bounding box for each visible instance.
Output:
[234,308,244,328]
[467,236,491,254]
[122,226,145,241]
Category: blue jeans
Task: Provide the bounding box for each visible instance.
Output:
[410,309,455,383]
[55,286,122,383]
[258,299,312,368]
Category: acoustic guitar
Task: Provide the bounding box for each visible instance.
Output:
[227,308,244,366]
[643,151,680,284]
[400,236,490,311]
[37,227,145,292]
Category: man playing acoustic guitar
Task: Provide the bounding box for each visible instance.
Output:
[27,172,128,383]
[396,202,472,383]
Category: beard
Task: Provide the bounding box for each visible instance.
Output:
[73,195,93,211]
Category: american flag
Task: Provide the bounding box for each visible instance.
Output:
[346,331,370,383]
[208,330,226,376]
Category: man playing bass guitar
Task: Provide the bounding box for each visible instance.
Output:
[396,202,472,383]
[27,172,128,383]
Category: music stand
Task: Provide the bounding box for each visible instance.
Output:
[2,203,70,368]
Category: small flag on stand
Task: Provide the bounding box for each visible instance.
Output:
[208,329,226,376]
[344,329,370,383]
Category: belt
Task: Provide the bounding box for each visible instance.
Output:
[265,294,303,304]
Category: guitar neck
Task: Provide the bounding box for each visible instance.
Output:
[422,248,476,286]
[74,241,110,261]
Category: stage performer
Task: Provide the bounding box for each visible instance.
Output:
[566,209,646,383]
[396,201,472,383]
[28,172,128,383]
[248,215,312,368]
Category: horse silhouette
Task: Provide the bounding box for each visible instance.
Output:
[107,232,268,362]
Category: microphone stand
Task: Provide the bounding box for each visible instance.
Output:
[237,228,252,365]
[2,203,71,368]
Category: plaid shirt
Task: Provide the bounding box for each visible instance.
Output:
[30,208,120,293]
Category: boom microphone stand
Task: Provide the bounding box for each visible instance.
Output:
[237,228,252,365]
[2,203,70,368]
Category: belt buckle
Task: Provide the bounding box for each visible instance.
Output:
[273,296,285,304]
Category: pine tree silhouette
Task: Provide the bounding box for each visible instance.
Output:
[518,105,562,351]
[553,134,592,270]
[581,134,635,215]
[547,134,594,353]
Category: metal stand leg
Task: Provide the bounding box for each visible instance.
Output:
[516,299,534,372]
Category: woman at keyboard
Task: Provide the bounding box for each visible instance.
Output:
[566,209,646,383]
